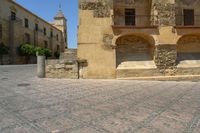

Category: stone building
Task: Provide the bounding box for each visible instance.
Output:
[77,0,200,79]
[0,0,67,64]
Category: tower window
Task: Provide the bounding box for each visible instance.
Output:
[125,9,135,26]
[24,18,29,28]
[0,24,2,39]
[11,11,16,20]
[44,28,46,36]
[184,9,194,25]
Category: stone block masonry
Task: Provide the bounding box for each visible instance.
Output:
[46,59,78,79]
[154,44,177,76]
[46,49,78,79]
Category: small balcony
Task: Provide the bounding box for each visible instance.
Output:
[175,15,200,28]
[112,15,158,29]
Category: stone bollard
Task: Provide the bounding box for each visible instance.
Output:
[37,55,45,78]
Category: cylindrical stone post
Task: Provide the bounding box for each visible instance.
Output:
[37,56,45,78]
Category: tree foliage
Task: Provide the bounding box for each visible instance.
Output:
[35,47,52,59]
[18,44,35,56]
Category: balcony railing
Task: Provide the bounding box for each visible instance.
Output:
[112,15,158,27]
[175,15,200,27]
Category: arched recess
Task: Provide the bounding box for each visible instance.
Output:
[116,34,156,69]
[177,34,200,67]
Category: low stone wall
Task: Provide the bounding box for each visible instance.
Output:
[46,59,78,79]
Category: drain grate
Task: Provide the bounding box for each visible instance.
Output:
[17,83,31,87]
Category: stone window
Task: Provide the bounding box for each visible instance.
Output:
[24,18,29,28]
[24,33,30,44]
[35,23,38,31]
[57,45,60,51]
[56,34,59,41]
[0,24,2,39]
[44,28,46,36]
[44,40,48,48]
[11,11,16,20]
[125,9,135,26]
[50,30,53,38]
[184,9,194,26]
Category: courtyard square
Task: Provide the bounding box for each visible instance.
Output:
[0,65,200,133]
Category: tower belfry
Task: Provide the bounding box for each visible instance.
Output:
[53,4,68,49]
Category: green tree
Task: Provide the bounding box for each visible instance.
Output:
[18,44,35,64]
[0,43,9,65]
[35,47,45,56]
[44,48,52,59]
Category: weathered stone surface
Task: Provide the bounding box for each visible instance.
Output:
[154,45,177,75]
[151,2,176,26]
[46,59,78,79]
[103,34,114,48]
[79,0,112,17]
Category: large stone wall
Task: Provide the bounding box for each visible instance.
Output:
[77,0,200,79]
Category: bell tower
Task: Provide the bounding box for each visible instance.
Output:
[53,4,68,50]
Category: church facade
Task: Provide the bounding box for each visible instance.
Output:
[78,0,200,79]
[0,0,67,64]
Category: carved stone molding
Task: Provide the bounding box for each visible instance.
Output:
[103,34,115,48]
[181,0,198,5]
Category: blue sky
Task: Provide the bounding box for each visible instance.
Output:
[15,0,78,48]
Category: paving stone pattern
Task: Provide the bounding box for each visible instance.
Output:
[0,65,200,133]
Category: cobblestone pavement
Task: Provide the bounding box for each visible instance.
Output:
[0,65,200,133]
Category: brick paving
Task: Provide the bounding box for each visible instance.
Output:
[0,65,200,133]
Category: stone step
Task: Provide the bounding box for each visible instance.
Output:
[116,68,162,78]
[117,61,156,69]
[117,66,200,80]
[117,75,200,81]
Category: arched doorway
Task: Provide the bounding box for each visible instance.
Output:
[116,34,156,69]
[177,34,200,67]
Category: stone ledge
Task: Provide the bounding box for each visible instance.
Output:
[117,75,200,81]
